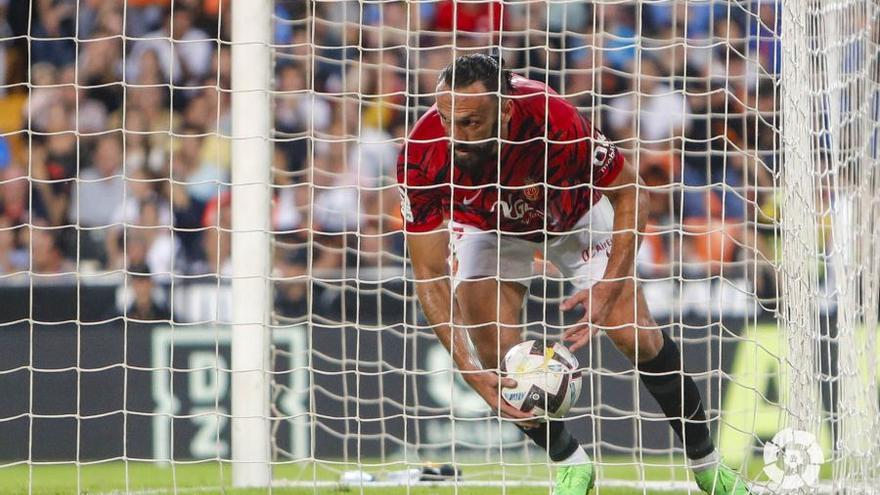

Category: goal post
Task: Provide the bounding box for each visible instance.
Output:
[779,0,821,442]
[230,0,273,487]
[777,0,880,490]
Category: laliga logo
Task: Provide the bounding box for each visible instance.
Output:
[762,428,824,491]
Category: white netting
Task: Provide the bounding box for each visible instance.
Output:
[0,0,876,493]
[275,0,879,492]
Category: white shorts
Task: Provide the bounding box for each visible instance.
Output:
[451,196,615,292]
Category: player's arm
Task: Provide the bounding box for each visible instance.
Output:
[561,135,648,349]
[397,135,479,373]
[597,156,647,283]
[560,156,645,299]
[407,230,532,422]
[407,230,481,375]
[397,153,471,368]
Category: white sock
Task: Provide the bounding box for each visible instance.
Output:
[556,445,590,466]
[689,450,720,473]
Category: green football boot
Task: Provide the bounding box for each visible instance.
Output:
[553,462,595,495]
[694,463,752,494]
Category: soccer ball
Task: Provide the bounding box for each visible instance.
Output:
[501,340,582,419]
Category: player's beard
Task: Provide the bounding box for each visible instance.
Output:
[451,120,500,175]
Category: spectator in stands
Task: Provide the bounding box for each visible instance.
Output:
[163,131,213,269]
[599,4,637,70]
[173,128,226,205]
[0,165,28,229]
[124,112,162,173]
[272,147,305,236]
[707,16,751,88]
[201,191,231,277]
[29,226,76,283]
[311,49,406,269]
[183,90,231,176]
[275,62,330,173]
[125,263,170,321]
[24,63,77,136]
[415,42,453,109]
[30,103,78,227]
[0,0,785,296]
[79,29,124,115]
[0,1,11,98]
[69,135,125,229]
[24,63,58,132]
[361,1,410,50]
[749,1,781,75]
[30,0,77,66]
[105,167,178,276]
[275,257,308,316]
[67,135,126,263]
[563,50,596,109]
[686,101,750,223]
[139,196,180,282]
[503,3,564,89]
[112,85,174,175]
[751,79,780,174]
[432,0,503,35]
[430,0,504,49]
[206,45,231,91]
[78,0,124,41]
[0,218,28,276]
[124,0,172,38]
[126,7,214,86]
[605,57,691,145]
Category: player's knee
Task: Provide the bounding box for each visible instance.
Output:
[477,348,502,370]
[471,329,520,370]
[613,340,638,362]
[611,328,663,363]
[470,327,499,366]
[636,331,665,362]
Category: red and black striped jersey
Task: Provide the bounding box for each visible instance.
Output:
[396,75,624,241]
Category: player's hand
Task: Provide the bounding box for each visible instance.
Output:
[560,279,630,352]
[561,324,601,353]
[463,370,538,428]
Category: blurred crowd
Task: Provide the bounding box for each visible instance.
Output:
[0,0,807,308]
[279,0,787,297]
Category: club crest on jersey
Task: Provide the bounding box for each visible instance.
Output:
[523,184,541,202]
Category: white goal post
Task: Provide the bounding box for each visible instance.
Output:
[230,0,272,488]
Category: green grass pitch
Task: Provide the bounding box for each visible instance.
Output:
[0,456,793,494]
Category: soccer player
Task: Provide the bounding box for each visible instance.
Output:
[397,53,751,495]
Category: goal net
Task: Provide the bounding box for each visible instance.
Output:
[0,0,876,494]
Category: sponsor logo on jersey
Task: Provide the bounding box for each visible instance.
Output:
[592,131,617,178]
[462,191,482,205]
[491,197,544,222]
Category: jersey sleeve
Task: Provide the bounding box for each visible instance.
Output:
[396,143,446,232]
[588,124,625,187]
[549,113,624,188]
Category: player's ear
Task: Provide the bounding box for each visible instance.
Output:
[499,98,512,126]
